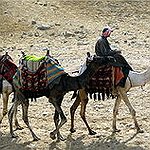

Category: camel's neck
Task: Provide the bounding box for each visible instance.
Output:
[129,67,150,87]
[76,63,99,86]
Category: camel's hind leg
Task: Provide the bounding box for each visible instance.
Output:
[112,95,121,132]
[117,87,144,133]
[0,93,9,123]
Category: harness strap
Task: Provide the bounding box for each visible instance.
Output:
[128,76,132,88]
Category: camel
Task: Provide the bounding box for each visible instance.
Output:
[70,66,150,135]
[0,51,110,141]
[0,53,22,129]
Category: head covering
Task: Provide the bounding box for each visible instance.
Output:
[102,26,113,37]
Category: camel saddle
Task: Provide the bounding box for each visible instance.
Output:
[87,65,124,100]
[13,53,66,99]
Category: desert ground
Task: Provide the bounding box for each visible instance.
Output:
[0,0,150,149]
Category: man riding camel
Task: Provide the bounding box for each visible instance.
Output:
[95,26,133,87]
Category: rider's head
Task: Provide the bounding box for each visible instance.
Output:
[102,26,113,38]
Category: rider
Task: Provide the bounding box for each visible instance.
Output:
[95,26,133,87]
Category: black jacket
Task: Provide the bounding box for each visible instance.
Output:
[95,36,112,56]
[95,36,133,70]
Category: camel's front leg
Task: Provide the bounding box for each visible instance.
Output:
[53,109,65,141]
[0,93,9,123]
[49,97,67,140]
[112,95,121,133]
[118,87,144,133]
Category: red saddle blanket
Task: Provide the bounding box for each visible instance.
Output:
[20,62,47,92]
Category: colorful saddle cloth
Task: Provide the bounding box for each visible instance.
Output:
[87,65,124,100]
[13,54,66,98]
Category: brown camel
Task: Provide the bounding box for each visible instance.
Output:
[70,66,150,135]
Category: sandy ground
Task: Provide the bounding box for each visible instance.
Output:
[0,0,150,149]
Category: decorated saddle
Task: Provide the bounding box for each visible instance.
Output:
[13,51,66,98]
[87,65,124,100]
[81,53,125,101]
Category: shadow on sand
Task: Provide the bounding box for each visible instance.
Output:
[48,132,145,150]
[0,131,145,150]
[0,133,33,150]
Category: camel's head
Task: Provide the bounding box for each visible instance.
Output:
[0,52,14,75]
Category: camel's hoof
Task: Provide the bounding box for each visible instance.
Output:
[89,130,97,135]
[15,126,24,130]
[50,132,56,140]
[70,128,76,133]
[113,129,121,133]
[33,137,40,141]
[137,129,144,133]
